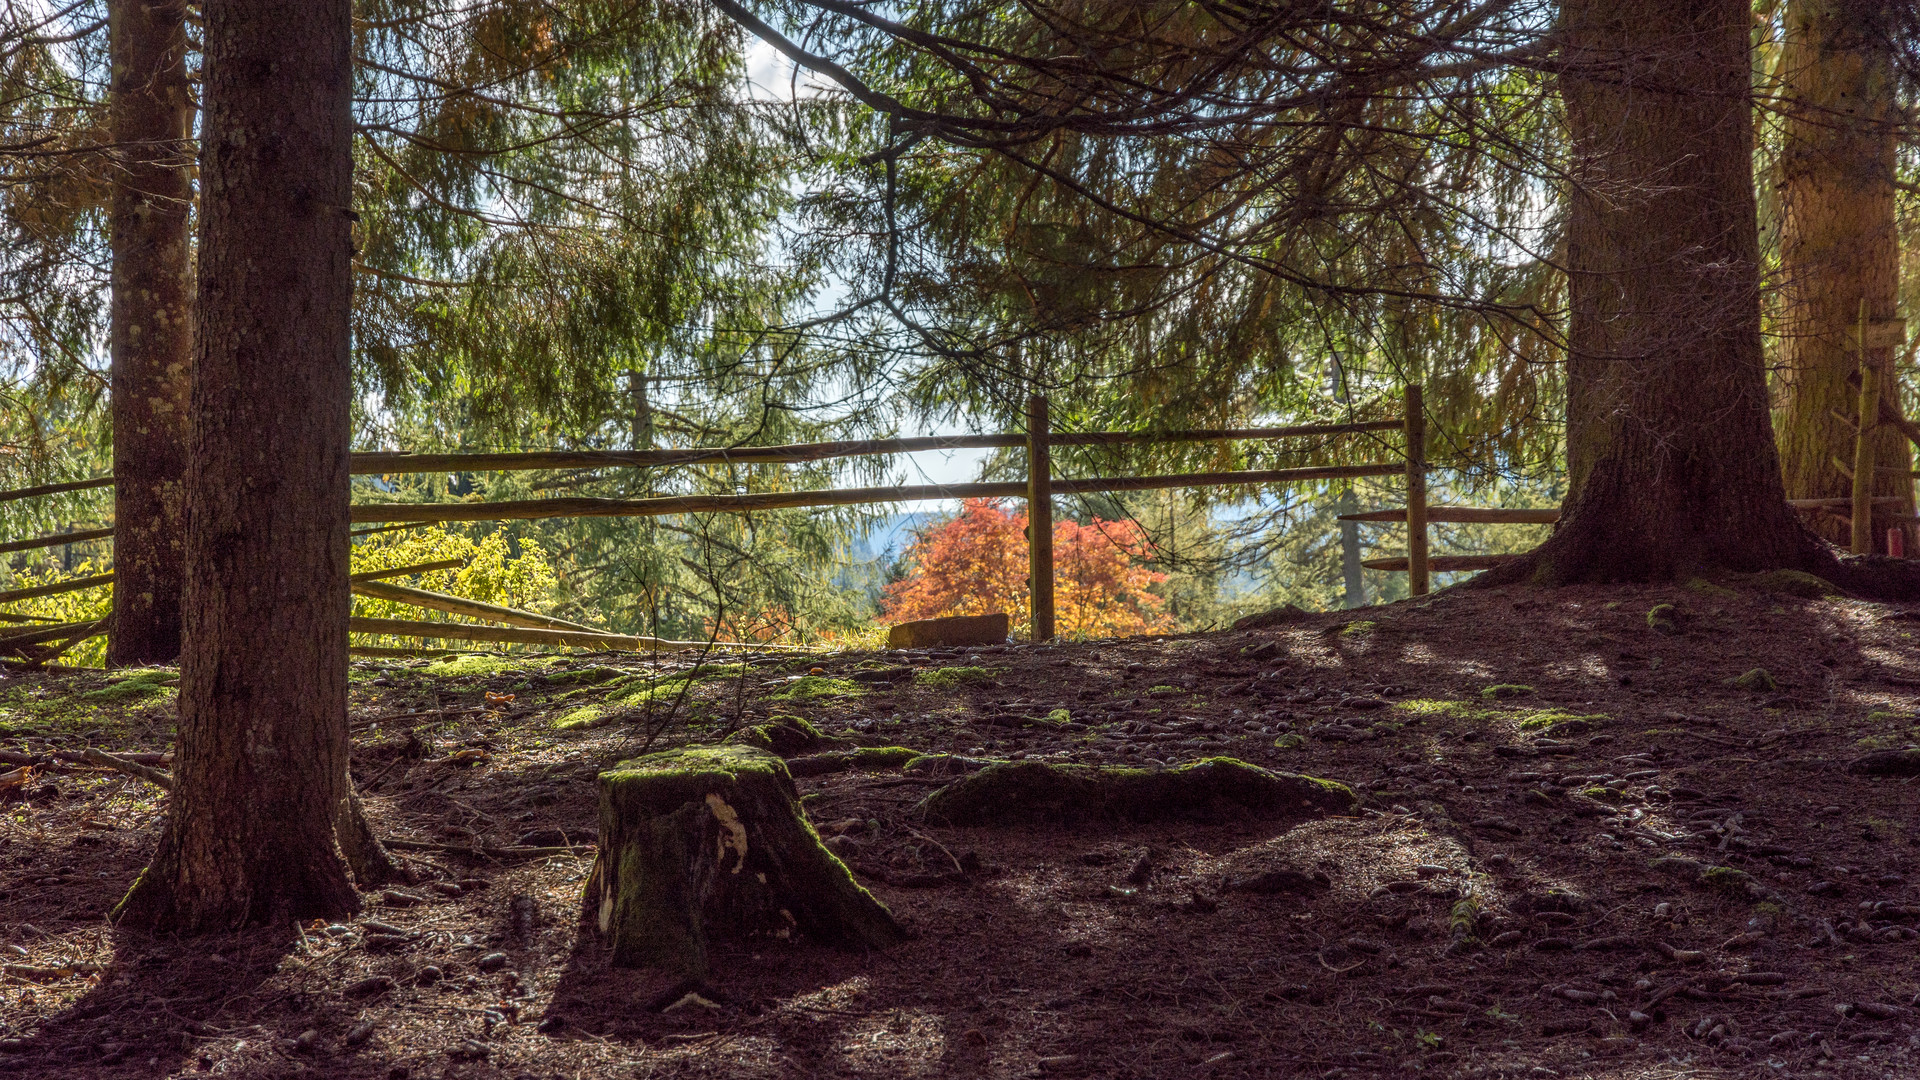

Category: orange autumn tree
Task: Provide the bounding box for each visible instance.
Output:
[881,499,1174,638]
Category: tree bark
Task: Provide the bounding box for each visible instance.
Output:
[1774,0,1908,553]
[116,0,362,930]
[107,0,192,667]
[1487,0,1828,585]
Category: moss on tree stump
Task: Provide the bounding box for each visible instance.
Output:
[724,714,831,756]
[916,757,1358,826]
[585,745,904,977]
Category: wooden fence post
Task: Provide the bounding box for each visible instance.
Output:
[1404,383,1429,596]
[1853,311,1879,555]
[1027,394,1055,642]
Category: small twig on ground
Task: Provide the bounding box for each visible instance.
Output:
[359,754,412,792]
[904,825,965,875]
[81,748,173,791]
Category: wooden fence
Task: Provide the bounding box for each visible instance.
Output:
[1,385,1433,650]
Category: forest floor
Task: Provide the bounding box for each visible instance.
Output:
[5,574,1920,1079]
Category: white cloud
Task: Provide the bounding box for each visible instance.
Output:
[743,37,839,102]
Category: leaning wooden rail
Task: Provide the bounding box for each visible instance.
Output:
[351,579,604,634]
[0,573,114,606]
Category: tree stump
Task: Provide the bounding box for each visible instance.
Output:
[585,745,904,977]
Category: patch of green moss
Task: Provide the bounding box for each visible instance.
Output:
[1449,898,1478,940]
[1685,577,1737,598]
[726,715,829,757]
[1865,710,1914,724]
[1580,785,1624,803]
[1727,668,1777,693]
[787,745,923,778]
[1481,684,1534,700]
[1751,569,1841,599]
[1700,865,1758,900]
[1272,733,1305,750]
[771,676,865,702]
[1392,699,1492,721]
[599,744,789,813]
[1855,732,1919,751]
[1646,604,1678,633]
[1515,709,1608,732]
[1338,621,1378,637]
[612,676,696,706]
[541,665,626,686]
[912,666,999,690]
[80,670,178,703]
[553,705,608,731]
[421,654,554,679]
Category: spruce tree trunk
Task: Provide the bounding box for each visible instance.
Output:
[1775,0,1908,553]
[107,0,192,667]
[1489,0,1827,585]
[116,0,362,930]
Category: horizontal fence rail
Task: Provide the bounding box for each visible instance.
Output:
[347,463,1406,525]
[0,526,114,556]
[1339,507,1560,525]
[0,477,113,504]
[0,572,113,606]
[3,393,1433,649]
[345,420,1405,475]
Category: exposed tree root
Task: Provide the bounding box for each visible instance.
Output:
[915,757,1358,826]
[1470,515,1920,601]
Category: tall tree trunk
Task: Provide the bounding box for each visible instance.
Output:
[1489,0,1827,585]
[107,0,192,667]
[1774,0,1908,553]
[116,0,363,930]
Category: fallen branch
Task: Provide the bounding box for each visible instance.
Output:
[0,620,100,652]
[381,837,594,859]
[81,747,173,790]
[21,619,108,667]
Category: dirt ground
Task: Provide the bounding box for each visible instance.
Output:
[6,573,1920,1079]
